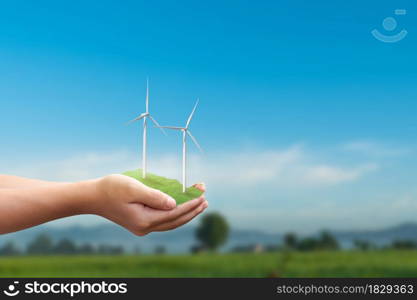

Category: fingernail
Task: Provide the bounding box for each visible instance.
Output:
[194,182,206,191]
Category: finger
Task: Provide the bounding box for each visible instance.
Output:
[192,183,206,193]
[131,184,176,210]
[152,200,208,232]
[152,201,208,231]
[146,196,205,226]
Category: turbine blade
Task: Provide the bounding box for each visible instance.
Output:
[126,113,147,124]
[149,115,167,135]
[186,99,199,128]
[156,126,184,130]
[187,130,203,153]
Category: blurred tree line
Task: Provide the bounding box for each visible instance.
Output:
[2,211,417,256]
[281,232,417,252]
[0,234,124,256]
[231,231,417,253]
[282,231,339,251]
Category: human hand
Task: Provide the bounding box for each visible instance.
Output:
[92,174,208,236]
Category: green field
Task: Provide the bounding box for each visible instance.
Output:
[123,169,203,204]
[1,251,417,277]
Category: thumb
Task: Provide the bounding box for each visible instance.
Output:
[137,186,177,210]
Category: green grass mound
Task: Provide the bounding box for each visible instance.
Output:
[123,169,203,205]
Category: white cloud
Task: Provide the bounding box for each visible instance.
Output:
[342,140,411,157]
[2,144,377,189]
[301,163,378,185]
[2,150,135,182]
[0,144,386,230]
[189,145,376,188]
[223,189,417,234]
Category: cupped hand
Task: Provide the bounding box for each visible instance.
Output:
[93,174,208,236]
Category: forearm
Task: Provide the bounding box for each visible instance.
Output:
[0,174,63,189]
[0,180,100,234]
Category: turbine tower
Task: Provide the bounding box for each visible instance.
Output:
[157,99,203,192]
[128,78,165,178]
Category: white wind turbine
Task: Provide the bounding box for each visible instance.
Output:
[128,79,165,178]
[157,99,203,192]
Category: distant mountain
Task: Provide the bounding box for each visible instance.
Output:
[331,222,417,247]
[2,222,417,253]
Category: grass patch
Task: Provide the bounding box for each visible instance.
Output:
[2,251,417,277]
[123,169,203,204]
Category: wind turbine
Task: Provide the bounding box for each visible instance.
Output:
[157,99,203,192]
[128,78,165,178]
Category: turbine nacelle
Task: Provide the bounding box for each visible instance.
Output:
[128,112,149,124]
[155,99,203,154]
[128,113,166,135]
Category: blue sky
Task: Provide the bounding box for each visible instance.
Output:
[1,0,417,233]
